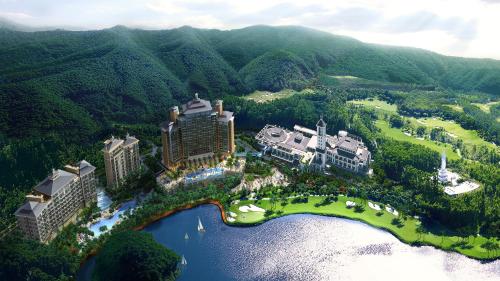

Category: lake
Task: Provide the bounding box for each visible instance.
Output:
[78,204,500,281]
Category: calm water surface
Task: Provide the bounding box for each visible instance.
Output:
[79,204,500,281]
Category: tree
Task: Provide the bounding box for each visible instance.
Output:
[354,204,365,213]
[416,224,426,241]
[0,234,79,281]
[481,240,499,258]
[93,231,179,281]
[264,210,275,217]
[270,194,277,210]
[416,126,426,137]
[389,115,404,128]
[430,127,445,141]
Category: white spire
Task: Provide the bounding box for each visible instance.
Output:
[441,152,446,170]
[438,151,448,183]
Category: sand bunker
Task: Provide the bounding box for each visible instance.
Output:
[368,202,381,211]
[238,204,265,213]
[385,206,399,216]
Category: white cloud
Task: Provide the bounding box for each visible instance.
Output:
[0,0,499,59]
[0,11,33,20]
[146,1,186,15]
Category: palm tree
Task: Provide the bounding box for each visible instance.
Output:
[416,224,425,241]
[359,188,368,205]
[481,240,499,258]
[270,194,277,211]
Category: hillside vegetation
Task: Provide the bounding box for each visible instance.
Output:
[1,24,500,195]
[1,25,500,143]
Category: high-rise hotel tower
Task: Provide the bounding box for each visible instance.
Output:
[161,94,235,170]
[103,134,140,187]
[15,161,97,242]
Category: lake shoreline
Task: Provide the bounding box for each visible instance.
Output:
[79,197,497,272]
[229,210,499,262]
[132,199,227,231]
[227,197,499,261]
[79,199,227,268]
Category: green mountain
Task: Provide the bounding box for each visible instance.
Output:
[1,24,500,143]
[240,50,314,91]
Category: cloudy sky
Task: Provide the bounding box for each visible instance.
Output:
[1,0,500,59]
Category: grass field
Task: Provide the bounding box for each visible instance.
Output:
[351,98,495,152]
[348,98,398,114]
[326,75,420,91]
[407,117,496,149]
[229,196,499,259]
[375,120,460,160]
[472,101,499,113]
[444,104,464,112]
[244,88,313,103]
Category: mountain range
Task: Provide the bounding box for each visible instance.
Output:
[1,24,499,142]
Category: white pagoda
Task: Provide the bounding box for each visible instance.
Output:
[435,152,480,195]
[438,152,449,183]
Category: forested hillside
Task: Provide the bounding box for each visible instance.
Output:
[1,24,499,193]
[1,25,500,142]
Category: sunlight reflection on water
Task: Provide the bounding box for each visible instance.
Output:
[212,214,499,281]
[79,205,500,281]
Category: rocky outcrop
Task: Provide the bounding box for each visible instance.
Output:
[233,168,289,192]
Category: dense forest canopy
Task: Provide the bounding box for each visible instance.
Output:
[92,231,179,281]
[1,25,499,144]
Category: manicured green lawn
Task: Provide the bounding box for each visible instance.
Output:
[375,120,460,160]
[352,98,494,150]
[229,196,499,260]
[444,104,464,112]
[472,101,499,113]
[407,117,496,149]
[330,76,408,90]
[348,99,398,113]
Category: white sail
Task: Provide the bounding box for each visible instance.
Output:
[197,217,205,232]
[181,255,187,265]
[184,233,189,239]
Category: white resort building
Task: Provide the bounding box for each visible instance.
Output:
[255,117,371,174]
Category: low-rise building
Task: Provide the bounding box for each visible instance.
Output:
[103,134,140,187]
[436,152,480,196]
[256,117,371,174]
[15,161,97,242]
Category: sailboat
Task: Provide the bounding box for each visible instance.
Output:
[184,233,189,240]
[197,217,205,232]
[181,255,187,265]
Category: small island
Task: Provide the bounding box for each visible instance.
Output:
[92,231,179,281]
